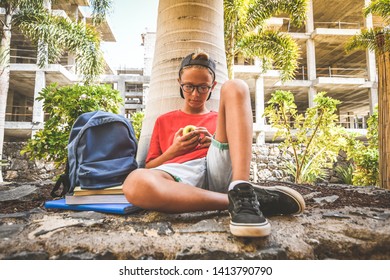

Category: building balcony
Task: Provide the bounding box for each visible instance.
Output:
[125,104,145,110]
[125,91,144,98]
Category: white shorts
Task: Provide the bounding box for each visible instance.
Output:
[153,138,232,193]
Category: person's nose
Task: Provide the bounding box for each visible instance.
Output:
[192,87,201,96]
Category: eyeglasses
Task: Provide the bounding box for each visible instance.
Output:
[180,84,212,94]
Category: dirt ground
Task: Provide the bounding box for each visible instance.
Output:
[1,180,389,214]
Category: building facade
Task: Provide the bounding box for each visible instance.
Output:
[3,0,382,144]
[235,0,382,143]
[2,0,116,141]
[100,31,156,118]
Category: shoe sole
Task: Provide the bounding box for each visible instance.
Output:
[253,185,306,215]
[230,220,271,237]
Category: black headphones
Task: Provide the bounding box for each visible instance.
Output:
[179,53,216,101]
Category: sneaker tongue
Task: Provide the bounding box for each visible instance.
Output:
[239,202,258,214]
[236,188,258,214]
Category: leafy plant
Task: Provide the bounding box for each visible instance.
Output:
[264,90,346,184]
[344,109,379,186]
[21,83,123,167]
[130,111,145,140]
[284,156,329,184]
[334,165,354,185]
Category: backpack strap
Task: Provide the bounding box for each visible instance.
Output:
[51,162,71,198]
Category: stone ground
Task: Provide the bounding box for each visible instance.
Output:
[0,180,390,260]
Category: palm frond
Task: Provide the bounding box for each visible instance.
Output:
[345,27,390,53]
[239,30,300,81]
[14,8,104,83]
[247,0,307,29]
[18,0,45,10]
[364,0,390,23]
[89,0,113,25]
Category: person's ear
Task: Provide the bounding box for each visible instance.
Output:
[211,81,217,90]
[178,79,184,99]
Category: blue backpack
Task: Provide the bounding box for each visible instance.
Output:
[51,111,138,197]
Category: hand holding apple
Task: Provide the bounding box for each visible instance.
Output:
[182,125,197,136]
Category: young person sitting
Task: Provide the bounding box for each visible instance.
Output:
[123,50,305,237]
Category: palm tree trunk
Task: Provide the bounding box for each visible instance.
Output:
[136,0,228,166]
[226,46,235,80]
[377,48,390,189]
[0,11,13,182]
[226,25,235,80]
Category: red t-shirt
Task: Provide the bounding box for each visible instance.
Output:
[146,110,218,164]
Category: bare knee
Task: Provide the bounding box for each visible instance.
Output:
[122,169,155,206]
[220,79,250,101]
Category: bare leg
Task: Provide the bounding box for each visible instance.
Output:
[214,79,253,181]
[123,169,228,213]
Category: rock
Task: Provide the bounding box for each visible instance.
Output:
[322,212,351,219]
[329,176,341,183]
[272,170,284,179]
[269,146,280,156]
[268,161,279,170]
[5,171,18,180]
[258,169,273,180]
[10,159,28,170]
[5,251,49,260]
[0,185,37,202]
[313,195,339,204]
[0,223,25,239]
[178,219,226,233]
[303,191,322,200]
[27,215,104,239]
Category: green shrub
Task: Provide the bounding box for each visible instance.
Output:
[264,90,346,184]
[344,109,379,186]
[130,111,144,140]
[21,83,123,168]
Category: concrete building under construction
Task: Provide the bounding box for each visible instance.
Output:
[2,0,384,143]
[236,0,383,143]
[1,0,116,141]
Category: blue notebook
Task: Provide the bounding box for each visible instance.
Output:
[44,199,141,215]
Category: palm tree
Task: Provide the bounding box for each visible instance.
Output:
[345,0,390,189]
[136,0,228,166]
[0,0,112,181]
[224,0,307,80]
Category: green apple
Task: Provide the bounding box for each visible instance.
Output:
[183,125,196,136]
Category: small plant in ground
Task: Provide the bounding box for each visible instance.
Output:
[334,164,354,185]
[344,108,379,186]
[0,159,9,167]
[264,90,346,184]
[21,83,123,168]
[130,111,145,140]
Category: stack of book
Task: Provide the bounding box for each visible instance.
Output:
[44,185,141,215]
[65,185,127,205]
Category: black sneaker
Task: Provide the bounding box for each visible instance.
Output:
[228,183,271,237]
[252,184,305,216]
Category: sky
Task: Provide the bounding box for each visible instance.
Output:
[100,0,159,70]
